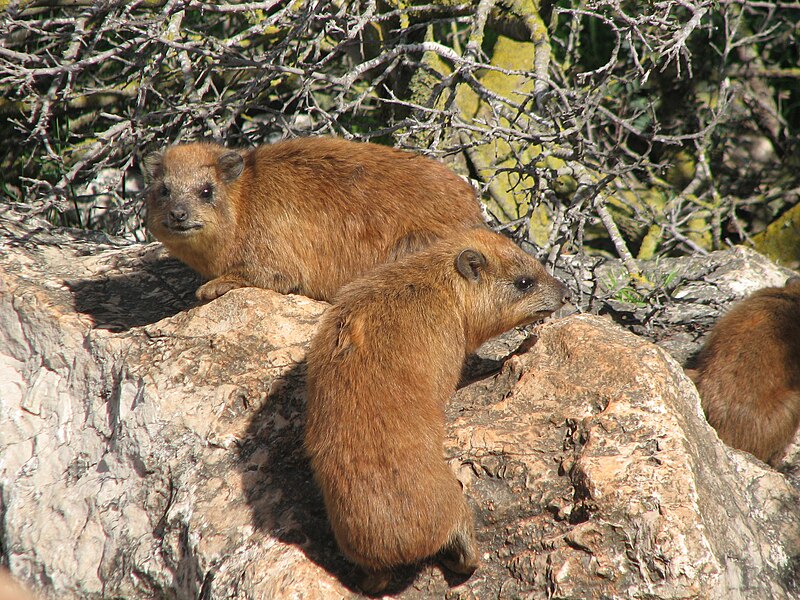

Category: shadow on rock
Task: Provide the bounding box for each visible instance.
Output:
[66,258,200,331]
[236,359,430,596]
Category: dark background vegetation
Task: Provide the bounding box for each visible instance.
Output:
[2,0,799,298]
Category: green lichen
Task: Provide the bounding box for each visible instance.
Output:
[454,35,553,245]
[405,25,454,148]
[637,224,662,260]
[752,203,800,268]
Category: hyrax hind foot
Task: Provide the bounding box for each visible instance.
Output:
[358,569,392,596]
[438,525,480,577]
[440,550,479,578]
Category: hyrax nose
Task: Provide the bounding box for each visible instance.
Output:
[169,206,188,224]
[558,281,571,305]
[547,278,570,309]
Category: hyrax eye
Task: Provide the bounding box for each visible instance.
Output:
[514,276,536,292]
[160,183,169,198]
[199,184,214,201]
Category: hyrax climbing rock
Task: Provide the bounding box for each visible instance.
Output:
[690,276,800,465]
[304,227,569,593]
[143,137,484,301]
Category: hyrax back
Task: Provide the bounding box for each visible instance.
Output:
[143,138,484,302]
[304,227,568,593]
[692,277,800,465]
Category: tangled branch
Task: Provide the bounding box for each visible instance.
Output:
[0,0,797,288]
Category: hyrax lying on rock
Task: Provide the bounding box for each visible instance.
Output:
[304,227,569,593]
[690,277,800,465]
[143,137,484,301]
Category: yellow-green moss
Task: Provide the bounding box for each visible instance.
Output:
[637,224,662,260]
[454,35,551,242]
[752,203,800,268]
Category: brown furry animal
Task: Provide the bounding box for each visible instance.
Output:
[143,138,484,301]
[690,276,800,465]
[304,227,569,593]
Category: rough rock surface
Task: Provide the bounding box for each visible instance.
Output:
[591,246,800,365]
[1,207,799,599]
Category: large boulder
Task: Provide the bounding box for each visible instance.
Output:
[1,207,798,599]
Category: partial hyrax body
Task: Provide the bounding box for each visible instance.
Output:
[690,277,800,465]
[304,227,569,593]
[143,138,484,301]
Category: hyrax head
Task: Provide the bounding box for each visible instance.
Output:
[143,143,246,243]
[451,229,569,348]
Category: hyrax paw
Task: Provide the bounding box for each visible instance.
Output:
[440,554,479,576]
[359,569,391,596]
[195,278,247,302]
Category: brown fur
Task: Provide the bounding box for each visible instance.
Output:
[692,277,800,465]
[143,138,484,301]
[304,227,568,593]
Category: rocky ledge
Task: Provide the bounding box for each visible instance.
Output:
[1,207,799,599]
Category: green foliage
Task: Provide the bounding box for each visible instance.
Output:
[602,262,682,308]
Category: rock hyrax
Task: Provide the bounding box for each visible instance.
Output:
[690,277,800,465]
[143,137,484,301]
[304,227,569,593]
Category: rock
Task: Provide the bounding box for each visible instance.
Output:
[449,316,800,598]
[590,248,800,472]
[591,246,799,365]
[1,207,799,599]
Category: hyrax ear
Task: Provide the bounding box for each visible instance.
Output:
[218,151,245,183]
[455,248,487,282]
[142,151,164,180]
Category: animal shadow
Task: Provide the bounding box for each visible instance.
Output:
[66,257,200,331]
[236,359,424,596]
